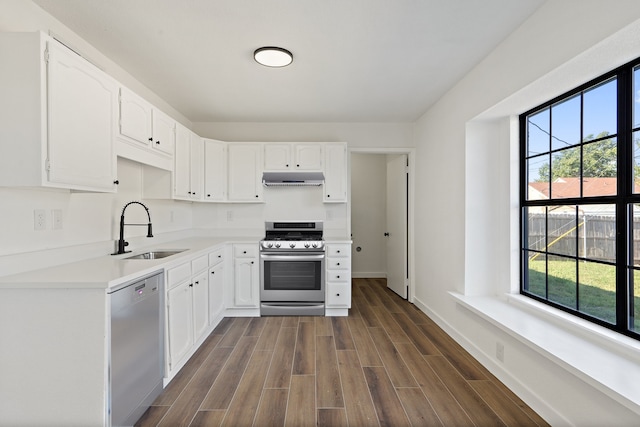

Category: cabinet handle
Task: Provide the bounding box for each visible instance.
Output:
[336,262,340,266]
[148,137,153,142]
[337,293,340,296]
[336,250,341,253]
[211,271,215,274]
[337,275,340,279]
[243,251,247,254]
[327,194,331,198]
[189,283,193,287]
[195,281,199,285]
[155,140,160,145]
[207,194,211,197]
[297,164,300,167]
[218,255,221,258]
[113,180,119,185]
[251,261,254,264]
[255,195,259,198]
[286,164,289,167]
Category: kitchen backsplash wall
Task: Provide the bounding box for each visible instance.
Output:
[0,158,193,259]
[192,186,349,239]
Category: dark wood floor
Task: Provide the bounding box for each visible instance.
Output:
[136,278,549,427]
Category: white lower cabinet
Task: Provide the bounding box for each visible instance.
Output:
[325,243,352,315]
[208,247,226,324]
[232,244,259,308]
[166,255,210,371]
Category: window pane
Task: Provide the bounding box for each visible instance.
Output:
[582,138,617,195]
[578,204,616,262]
[548,256,577,309]
[527,108,550,156]
[632,130,640,192]
[633,66,640,129]
[632,269,640,332]
[527,155,549,200]
[551,147,580,198]
[551,94,581,149]
[524,251,546,298]
[583,78,617,139]
[547,206,577,257]
[525,207,546,251]
[578,261,616,324]
[632,204,640,267]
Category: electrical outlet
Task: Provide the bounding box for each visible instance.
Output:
[52,209,63,230]
[496,342,505,362]
[34,209,46,230]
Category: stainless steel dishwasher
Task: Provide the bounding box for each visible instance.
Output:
[108,271,164,427]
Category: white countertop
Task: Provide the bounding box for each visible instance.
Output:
[0,237,256,290]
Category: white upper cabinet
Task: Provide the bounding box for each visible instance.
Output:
[174,123,202,200]
[228,144,263,202]
[203,138,227,201]
[323,143,348,202]
[0,32,118,192]
[118,87,175,157]
[264,143,323,171]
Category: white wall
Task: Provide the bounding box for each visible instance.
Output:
[413,1,640,424]
[350,153,387,277]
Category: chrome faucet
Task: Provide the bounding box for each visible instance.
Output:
[112,201,153,255]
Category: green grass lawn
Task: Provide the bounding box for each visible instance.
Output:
[526,259,640,331]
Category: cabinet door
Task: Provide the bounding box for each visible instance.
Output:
[174,123,191,199]
[167,281,193,369]
[209,263,225,324]
[189,133,204,200]
[264,144,291,170]
[47,41,116,191]
[192,271,209,341]
[295,144,323,170]
[119,87,152,146]
[151,109,175,156]
[204,139,227,201]
[234,258,258,307]
[323,143,348,202]
[228,144,263,201]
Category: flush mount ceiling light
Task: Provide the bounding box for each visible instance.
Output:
[254,46,293,67]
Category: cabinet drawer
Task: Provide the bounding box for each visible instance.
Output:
[327,270,350,282]
[167,262,191,289]
[327,258,350,270]
[191,255,208,274]
[208,247,225,266]
[234,244,257,258]
[327,244,350,257]
[326,283,351,307]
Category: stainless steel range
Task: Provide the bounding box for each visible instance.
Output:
[260,221,325,316]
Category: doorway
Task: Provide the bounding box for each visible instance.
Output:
[349,149,414,301]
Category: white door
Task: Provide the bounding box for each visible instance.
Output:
[386,154,408,298]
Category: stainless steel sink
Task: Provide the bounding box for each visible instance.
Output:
[124,250,185,260]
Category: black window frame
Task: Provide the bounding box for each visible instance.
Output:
[520,56,640,341]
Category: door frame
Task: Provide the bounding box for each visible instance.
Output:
[348,147,416,303]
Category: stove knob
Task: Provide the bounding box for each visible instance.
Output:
[312,242,317,248]
[275,243,281,248]
[267,242,273,248]
[290,243,296,248]
[304,243,310,248]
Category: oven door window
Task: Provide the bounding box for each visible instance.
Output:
[263,260,322,291]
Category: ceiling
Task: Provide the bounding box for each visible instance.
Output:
[33,0,544,123]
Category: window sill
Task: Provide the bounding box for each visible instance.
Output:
[450,291,640,416]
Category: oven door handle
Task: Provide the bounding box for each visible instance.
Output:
[260,254,325,261]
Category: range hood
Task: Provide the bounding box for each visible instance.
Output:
[262,171,325,187]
